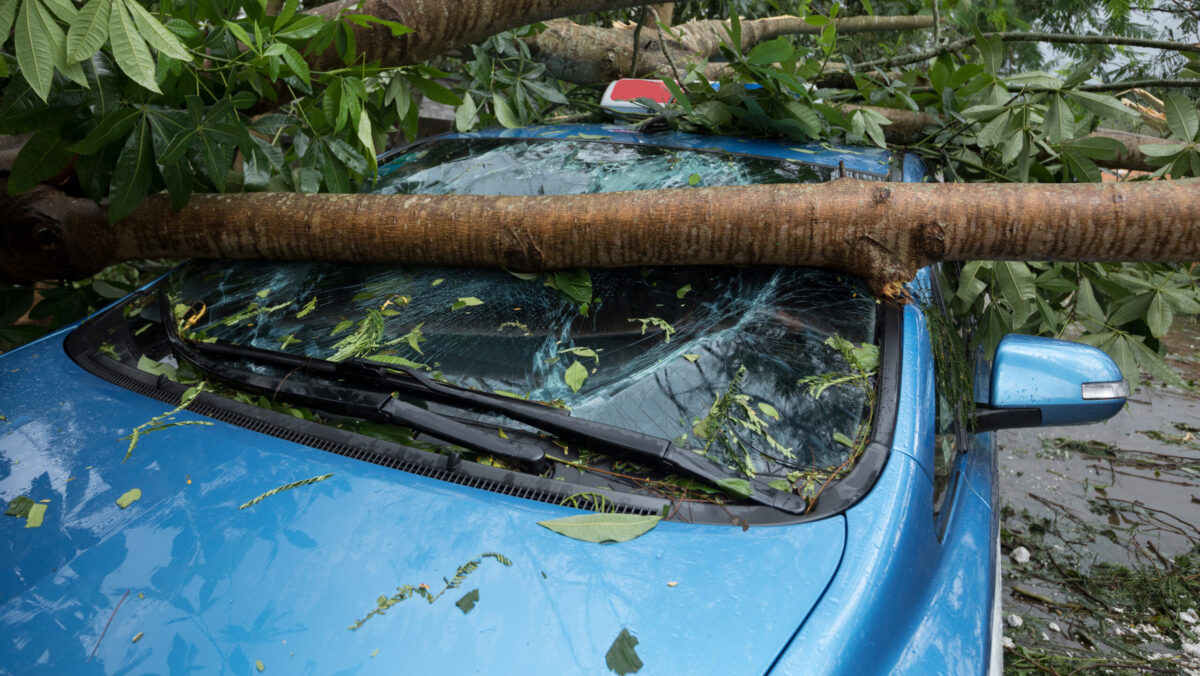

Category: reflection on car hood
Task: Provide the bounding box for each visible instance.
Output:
[0,333,845,674]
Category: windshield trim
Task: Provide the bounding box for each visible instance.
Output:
[65,284,899,526]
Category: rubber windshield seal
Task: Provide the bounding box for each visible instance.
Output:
[65,285,901,526]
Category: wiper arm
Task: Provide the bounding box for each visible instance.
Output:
[343,362,812,513]
[160,303,809,512]
[160,313,545,470]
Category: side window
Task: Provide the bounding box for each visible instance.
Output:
[928,265,975,529]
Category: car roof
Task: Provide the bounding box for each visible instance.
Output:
[379,123,926,182]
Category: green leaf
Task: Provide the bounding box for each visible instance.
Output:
[832,431,855,448]
[275,43,308,84]
[66,0,112,62]
[137,354,176,378]
[223,19,254,50]
[1139,143,1187,158]
[1064,90,1136,121]
[564,360,588,393]
[551,268,592,304]
[757,402,780,420]
[537,513,661,544]
[7,130,73,194]
[69,106,138,154]
[975,109,1010,148]
[406,74,460,106]
[273,0,297,30]
[115,487,142,508]
[455,93,477,132]
[15,0,60,101]
[1067,136,1125,160]
[1126,335,1184,388]
[746,38,792,66]
[1062,55,1098,89]
[605,628,644,675]
[0,0,18,49]
[1146,293,1173,338]
[25,502,46,528]
[455,589,479,614]
[275,14,323,40]
[1106,291,1153,327]
[1042,95,1074,144]
[108,116,155,222]
[451,297,483,311]
[356,111,376,172]
[1063,150,1101,183]
[1163,93,1199,141]
[962,104,1007,121]
[994,261,1035,323]
[109,0,161,93]
[5,495,34,517]
[715,477,753,499]
[1075,277,1106,331]
[1003,71,1063,89]
[682,353,699,362]
[125,0,190,61]
[492,92,519,129]
[340,12,411,36]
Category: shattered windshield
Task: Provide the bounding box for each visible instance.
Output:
[167,137,879,493]
[372,138,836,195]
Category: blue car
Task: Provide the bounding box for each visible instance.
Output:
[0,122,1127,674]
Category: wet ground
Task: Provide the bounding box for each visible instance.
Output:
[997,317,1200,674]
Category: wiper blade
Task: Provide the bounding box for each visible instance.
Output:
[161,317,545,470]
[343,362,812,513]
[160,305,809,512]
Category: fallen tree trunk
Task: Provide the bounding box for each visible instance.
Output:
[5,178,1197,299]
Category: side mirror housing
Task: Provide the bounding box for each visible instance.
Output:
[974,335,1128,432]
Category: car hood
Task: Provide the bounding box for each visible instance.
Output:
[0,333,846,675]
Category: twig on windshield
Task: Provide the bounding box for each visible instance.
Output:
[88,589,130,662]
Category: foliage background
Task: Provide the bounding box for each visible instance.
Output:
[1,0,1199,390]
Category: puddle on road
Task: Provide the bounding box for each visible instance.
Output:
[997,367,1200,673]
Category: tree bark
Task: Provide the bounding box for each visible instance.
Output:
[531,14,936,84]
[304,0,652,71]
[5,178,1197,299]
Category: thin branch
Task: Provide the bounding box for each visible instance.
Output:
[651,7,682,83]
[857,31,1200,70]
[630,6,647,76]
[905,78,1200,95]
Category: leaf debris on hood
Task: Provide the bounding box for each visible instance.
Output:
[537,513,661,544]
[238,474,334,510]
[606,628,644,675]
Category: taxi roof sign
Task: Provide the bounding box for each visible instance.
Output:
[600,79,674,114]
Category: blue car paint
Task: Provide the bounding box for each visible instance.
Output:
[0,125,1114,673]
[770,304,996,675]
[990,334,1126,425]
[0,334,847,674]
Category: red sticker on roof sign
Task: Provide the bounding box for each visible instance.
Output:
[600,79,675,114]
[608,79,673,104]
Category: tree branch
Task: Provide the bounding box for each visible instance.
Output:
[5,178,1197,300]
[856,31,1200,71]
[532,14,936,84]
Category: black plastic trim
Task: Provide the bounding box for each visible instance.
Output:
[66,322,671,517]
[971,405,1042,432]
[66,286,902,525]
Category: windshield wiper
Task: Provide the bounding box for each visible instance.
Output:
[160,308,810,513]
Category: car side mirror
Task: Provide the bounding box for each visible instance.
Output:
[973,334,1128,432]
